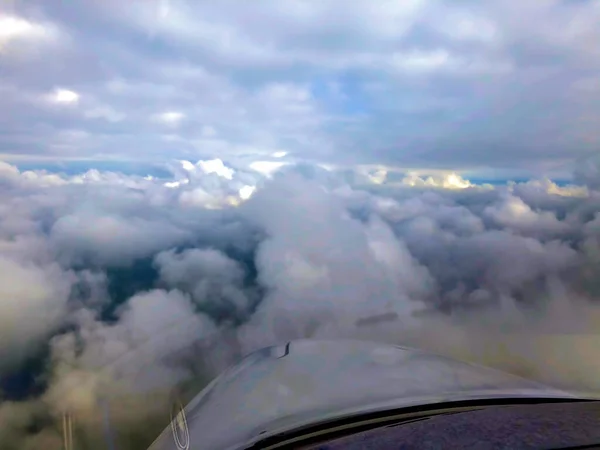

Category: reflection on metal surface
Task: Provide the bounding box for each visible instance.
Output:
[62,412,74,450]
[148,338,588,450]
[170,400,190,450]
[275,342,291,359]
[102,399,117,450]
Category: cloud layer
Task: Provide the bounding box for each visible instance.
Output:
[2,1,600,177]
[0,158,599,448]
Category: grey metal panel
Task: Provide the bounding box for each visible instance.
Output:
[308,401,600,450]
[148,339,584,450]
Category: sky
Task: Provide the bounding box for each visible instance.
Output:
[2,0,600,179]
[1,2,600,449]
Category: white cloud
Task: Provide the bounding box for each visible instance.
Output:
[484,192,571,237]
[0,15,41,40]
[238,173,436,351]
[401,172,474,189]
[0,160,20,179]
[50,212,192,266]
[238,185,256,200]
[249,160,289,178]
[0,14,59,52]
[153,111,185,126]
[0,257,73,370]
[48,88,79,105]
[46,288,217,412]
[0,120,600,447]
[512,179,589,199]
[197,159,234,180]
[155,248,253,321]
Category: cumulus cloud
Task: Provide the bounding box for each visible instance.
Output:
[237,174,436,350]
[49,289,217,402]
[401,172,476,190]
[0,257,73,370]
[47,88,79,105]
[155,248,256,324]
[0,287,217,450]
[50,212,192,267]
[152,111,185,127]
[0,158,600,448]
[483,192,571,237]
[0,13,63,56]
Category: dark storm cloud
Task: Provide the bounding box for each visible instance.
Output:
[1,0,599,175]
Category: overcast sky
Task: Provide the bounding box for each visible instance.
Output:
[1,0,600,178]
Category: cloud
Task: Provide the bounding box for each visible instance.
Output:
[401,172,475,189]
[0,156,599,447]
[0,257,73,371]
[237,173,436,350]
[483,192,572,237]
[1,1,599,177]
[47,88,79,105]
[50,212,192,267]
[0,13,62,54]
[155,248,255,324]
[48,289,217,400]
[152,111,185,127]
